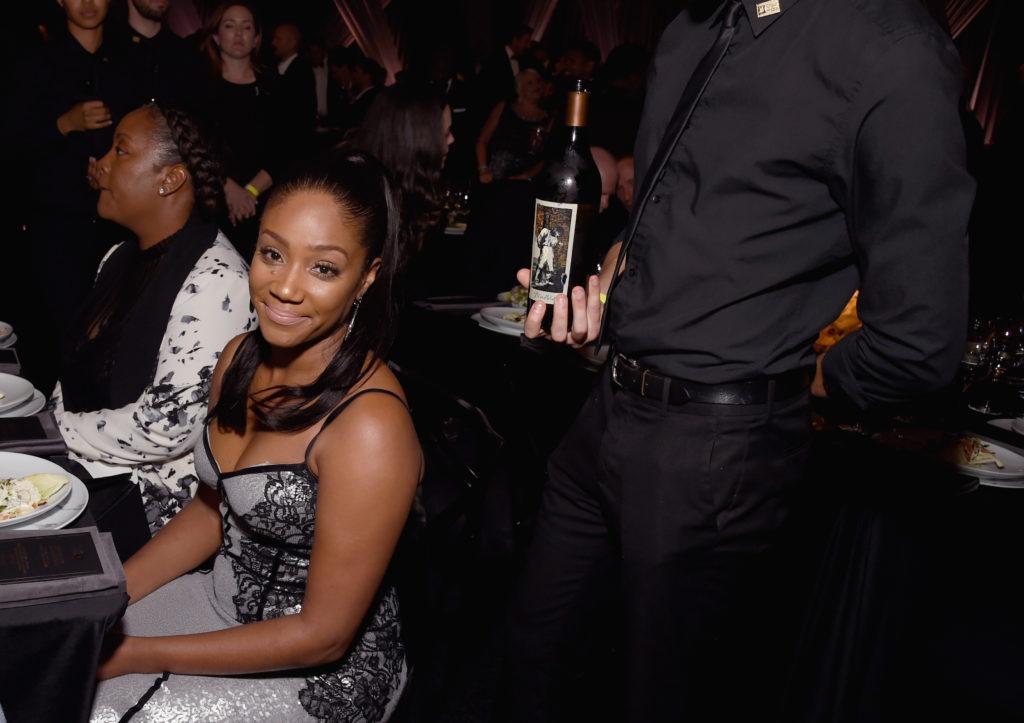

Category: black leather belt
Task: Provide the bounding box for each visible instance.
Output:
[611,353,811,406]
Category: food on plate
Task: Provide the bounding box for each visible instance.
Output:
[872,429,1005,469]
[944,435,1004,468]
[0,473,69,521]
[497,286,529,308]
[503,311,526,324]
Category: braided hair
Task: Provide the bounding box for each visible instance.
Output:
[145,103,225,221]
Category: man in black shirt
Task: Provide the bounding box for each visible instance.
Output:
[506,0,974,720]
[120,0,204,109]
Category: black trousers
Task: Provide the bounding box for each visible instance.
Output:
[505,368,812,722]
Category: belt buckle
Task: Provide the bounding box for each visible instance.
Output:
[640,368,653,398]
[612,354,638,388]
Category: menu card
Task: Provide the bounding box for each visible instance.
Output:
[0,527,125,608]
[0,532,103,584]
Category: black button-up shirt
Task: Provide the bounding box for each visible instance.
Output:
[607,0,974,410]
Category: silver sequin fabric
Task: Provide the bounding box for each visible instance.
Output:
[91,426,407,722]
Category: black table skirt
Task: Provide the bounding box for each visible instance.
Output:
[0,583,127,723]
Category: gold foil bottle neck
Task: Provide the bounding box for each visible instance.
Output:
[565,91,589,127]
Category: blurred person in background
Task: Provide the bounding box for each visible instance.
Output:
[120,0,205,110]
[271,21,316,160]
[476,68,550,184]
[354,84,455,248]
[8,0,138,392]
[590,43,649,157]
[200,1,279,259]
[616,155,635,211]
[345,56,384,129]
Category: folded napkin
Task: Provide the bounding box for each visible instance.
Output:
[0,526,125,608]
[0,412,67,456]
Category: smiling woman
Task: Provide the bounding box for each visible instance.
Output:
[91,151,422,722]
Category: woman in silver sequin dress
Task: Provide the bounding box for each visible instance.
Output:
[91,151,422,722]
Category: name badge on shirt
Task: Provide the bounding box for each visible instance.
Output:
[756,0,781,17]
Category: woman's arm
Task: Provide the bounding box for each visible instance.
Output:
[475,101,505,183]
[119,332,250,605]
[99,392,422,678]
[53,264,255,467]
[245,169,273,196]
[122,484,223,604]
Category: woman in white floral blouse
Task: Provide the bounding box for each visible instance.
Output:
[52,103,256,531]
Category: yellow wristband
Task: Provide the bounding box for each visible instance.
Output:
[599,292,607,304]
[244,183,260,198]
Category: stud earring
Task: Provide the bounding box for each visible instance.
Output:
[158,186,167,196]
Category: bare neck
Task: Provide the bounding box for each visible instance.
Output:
[136,204,192,251]
[221,54,256,84]
[68,22,103,54]
[263,330,349,389]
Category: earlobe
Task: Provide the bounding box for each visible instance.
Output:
[161,165,190,196]
[360,258,382,296]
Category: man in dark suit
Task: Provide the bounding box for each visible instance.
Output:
[271,22,316,162]
[475,24,531,113]
[344,57,382,129]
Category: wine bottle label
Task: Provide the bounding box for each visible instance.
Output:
[529,199,578,304]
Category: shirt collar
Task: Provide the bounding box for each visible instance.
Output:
[739,0,803,37]
[277,52,298,75]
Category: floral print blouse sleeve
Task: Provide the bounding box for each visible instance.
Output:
[52,235,256,529]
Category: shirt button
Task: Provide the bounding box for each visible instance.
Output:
[628,267,638,279]
[651,194,661,204]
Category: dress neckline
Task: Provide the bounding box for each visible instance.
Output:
[202,387,408,480]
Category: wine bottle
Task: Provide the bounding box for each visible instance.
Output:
[528,79,601,331]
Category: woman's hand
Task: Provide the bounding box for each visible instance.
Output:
[58,100,112,135]
[517,269,603,348]
[86,156,101,190]
[97,633,142,681]
[224,178,257,225]
[478,168,494,184]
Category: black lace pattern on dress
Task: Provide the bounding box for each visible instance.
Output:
[298,588,405,722]
[227,469,315,622]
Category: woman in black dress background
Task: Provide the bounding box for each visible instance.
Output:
[200,1,278,259]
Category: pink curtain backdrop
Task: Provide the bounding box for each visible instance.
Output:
[945,0,1007,146]
[946,0,990,38]
[333,0,403,84]
[577,0,620,61]
[526,0,560,41]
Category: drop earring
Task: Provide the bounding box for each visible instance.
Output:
[347,297,363,333]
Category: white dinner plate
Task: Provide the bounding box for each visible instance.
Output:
[956,439,1024,480]
[0,453,88,531]
[0,374,33,413]
[471,313,521,338]
[986,418,1024,436]
[0,389,45,418]
[6,477,90,530]
[0,452,81,529]
[0,333,17,349]
[479,305,526,332]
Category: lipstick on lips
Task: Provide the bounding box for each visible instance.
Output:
[262,302,307,326]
